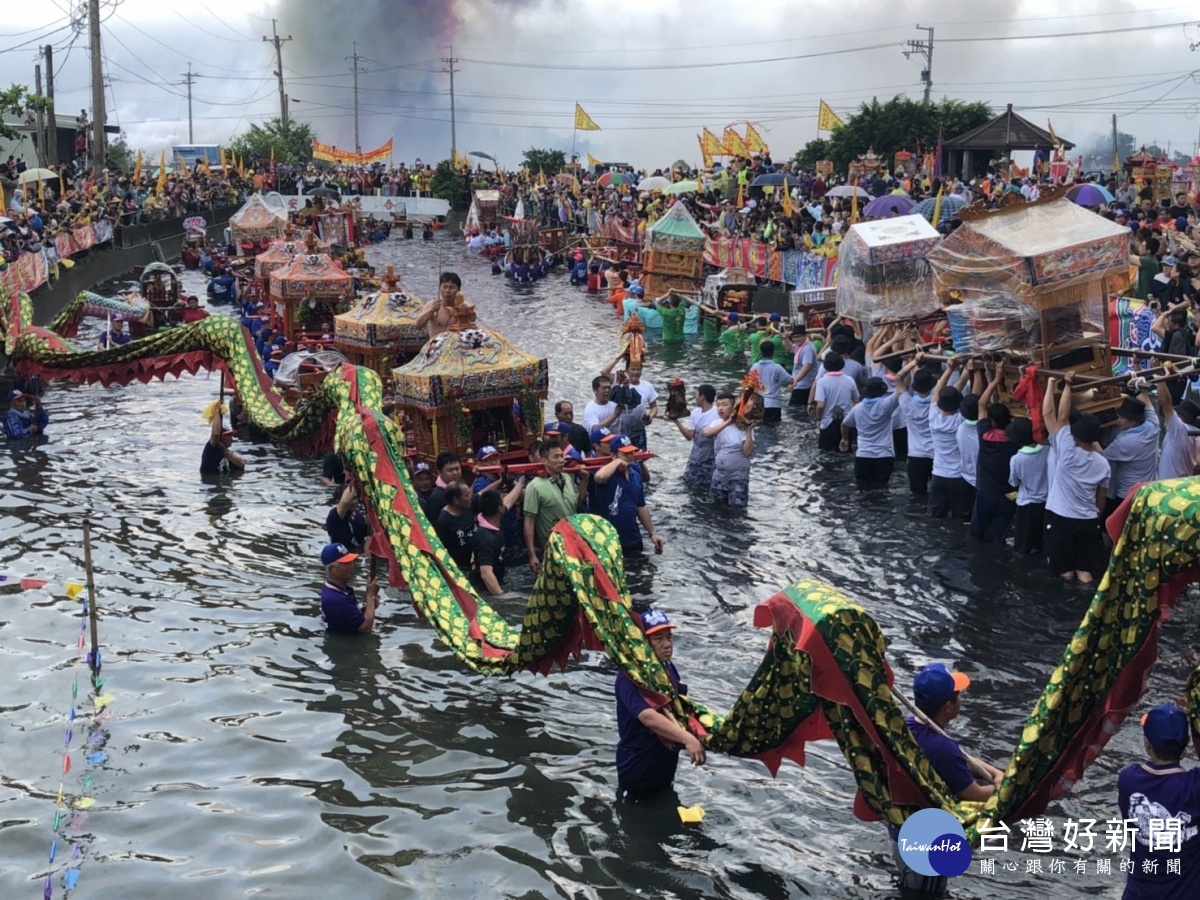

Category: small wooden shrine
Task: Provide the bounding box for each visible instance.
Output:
[229,192,287,254]
[926,190,1134,416]
[848,148,884,182]
[333,266,427,378]
[391,297,548,463]
[267,232,355,343]
[641,203,705,296]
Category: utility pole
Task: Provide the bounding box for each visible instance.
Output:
[263,18,292,126]
[44,44,57,166]
[347,42,363,154]
[34,63,46,167]
[88,0,106,177]
[1112,113,1119,173]
[904,25,935,103]
[441,48,460,161]
[180,64,198,143]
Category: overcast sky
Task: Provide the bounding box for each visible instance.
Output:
[3,0,1199,167]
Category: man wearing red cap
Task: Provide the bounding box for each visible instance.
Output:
[614,608,705,803]
[1117,703,1200,898]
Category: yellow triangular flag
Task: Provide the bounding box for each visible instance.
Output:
[538,168,547,186]
[1047,120,1058,146]
[745,123,769,155]
[931,185,944,227]
[736,180,744,210]
[817,100,844,132]
[155,150,167,195]
[133,149,142,183]
[94,693,115,710]
[723,126,749,158]
[574,102,600,132]
[698,134,712,170]
[219,145,227,173]
[781,181,793,218]
[74,797,95,810]
[65,581,85,600]
[586,152,602,168]
[851,178,860,223]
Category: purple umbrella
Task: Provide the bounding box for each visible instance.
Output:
[863,194,916,218]
[1066,183,1113,207]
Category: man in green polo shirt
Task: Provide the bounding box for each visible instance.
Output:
[524,444,588,575]
[655,295,687,344]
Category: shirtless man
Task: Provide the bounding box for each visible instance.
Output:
[415,271,464,338]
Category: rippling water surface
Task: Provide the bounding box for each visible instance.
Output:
[3,234,1197,899]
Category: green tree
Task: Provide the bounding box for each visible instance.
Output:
[794,96,993,174]
[521,147,566,174]
[228,118,316,165]
[0,84,49,142]
[107,134,134,173]
[429,158,466,205]
[792,138,831,169]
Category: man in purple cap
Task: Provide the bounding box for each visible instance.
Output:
[3,388,49,440]
[1117,703,1200,898]
[614,608,705,803]
[319,542,379,634]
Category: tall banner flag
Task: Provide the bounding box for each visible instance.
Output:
[702,128,725,160]
[155,150,167,194]
[698,134,713,170]
[933,127,944,179]
[723,126,749,158]
[1047,120,1059,146]
[133,149,142,183]
[781,181,793,218]
[586,152,602,168]
[574,103,601,131]
[219,145,227,173]
[817,100,844,132]
[744,123,769,155]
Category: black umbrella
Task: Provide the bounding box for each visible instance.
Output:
[751,173,802,188]
[306,186,340,199]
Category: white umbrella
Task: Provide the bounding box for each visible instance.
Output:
[824,184,870,199]
[16,168,59,185]
[637,176,671,192]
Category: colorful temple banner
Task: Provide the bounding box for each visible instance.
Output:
[0,221,115,297]
[818,100,844,132]
[310,138,394,164]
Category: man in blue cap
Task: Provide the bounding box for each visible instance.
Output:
[908,663,1004,802]
[319,542,380,634]
[890,662,1005,897]
[614,608,705,803]
[3,388,49,440]
[1117,703,1200,898]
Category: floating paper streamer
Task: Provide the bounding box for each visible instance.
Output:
[20,577,48,590]
[64,582,84,600]
[61,755,70,775]
[63,870,80,889]
[93,694,114,710]
[73,798,94,810]
[86,751,107,765]
[56,786,63,806]
[65,727,73,746]
[49,839,57,862]
[676,805,706,824]
[68,706,75,722]
[44,872,51,900]
[53,810,61,830]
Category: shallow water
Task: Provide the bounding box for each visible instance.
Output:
[2,234,1195,899]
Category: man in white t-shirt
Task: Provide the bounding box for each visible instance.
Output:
[1157,381,1200,480]
[841,357,917,488]
[672,383,720,488]
[583,374,620,432]
[1043,372,1110,585]
[812,353,859,452]
[601,354,658,451]
[749,341,797,425]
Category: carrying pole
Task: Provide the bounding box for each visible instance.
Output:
[82,520,101,678]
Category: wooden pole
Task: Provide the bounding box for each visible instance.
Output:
[82,520,100,678]
[890,686,997,782]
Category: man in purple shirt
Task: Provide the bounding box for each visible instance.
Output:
[1118,703,1200,899]
[890,663,1007,897]
[319,542,379,634]
[614,609,706,803]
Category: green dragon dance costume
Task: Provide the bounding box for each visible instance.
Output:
[5,284,1199,842]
